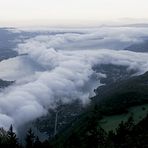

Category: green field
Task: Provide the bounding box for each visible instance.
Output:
[99,104,148,132]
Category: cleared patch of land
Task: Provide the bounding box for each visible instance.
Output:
[100,104,148,132]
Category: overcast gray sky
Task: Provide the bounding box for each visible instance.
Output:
[0,0,148,26]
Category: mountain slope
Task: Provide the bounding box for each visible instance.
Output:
[51,71,148,147]
[0,79,14,89]
[124,40,148,52]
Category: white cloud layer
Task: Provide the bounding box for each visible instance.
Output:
[0,27,148,129]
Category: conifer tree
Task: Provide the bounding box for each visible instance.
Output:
[25,128,35,148]
[7,124,19,148]
[34,136,41,148]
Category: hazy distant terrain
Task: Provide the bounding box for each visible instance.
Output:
[124,40,148,52]
[0,28,18,61]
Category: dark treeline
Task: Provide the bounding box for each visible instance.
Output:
[0,126,53,148]
[53,114,148,148]
[0,114,148,148]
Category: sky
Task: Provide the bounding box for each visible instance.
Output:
[0,0,148,27]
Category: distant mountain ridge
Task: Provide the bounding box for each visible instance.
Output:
[0,28,18,61]
[102,23,148,28]
[0,79,14,89]
[124,40,148,52]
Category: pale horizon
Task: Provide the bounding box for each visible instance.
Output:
[0,0,148,27]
